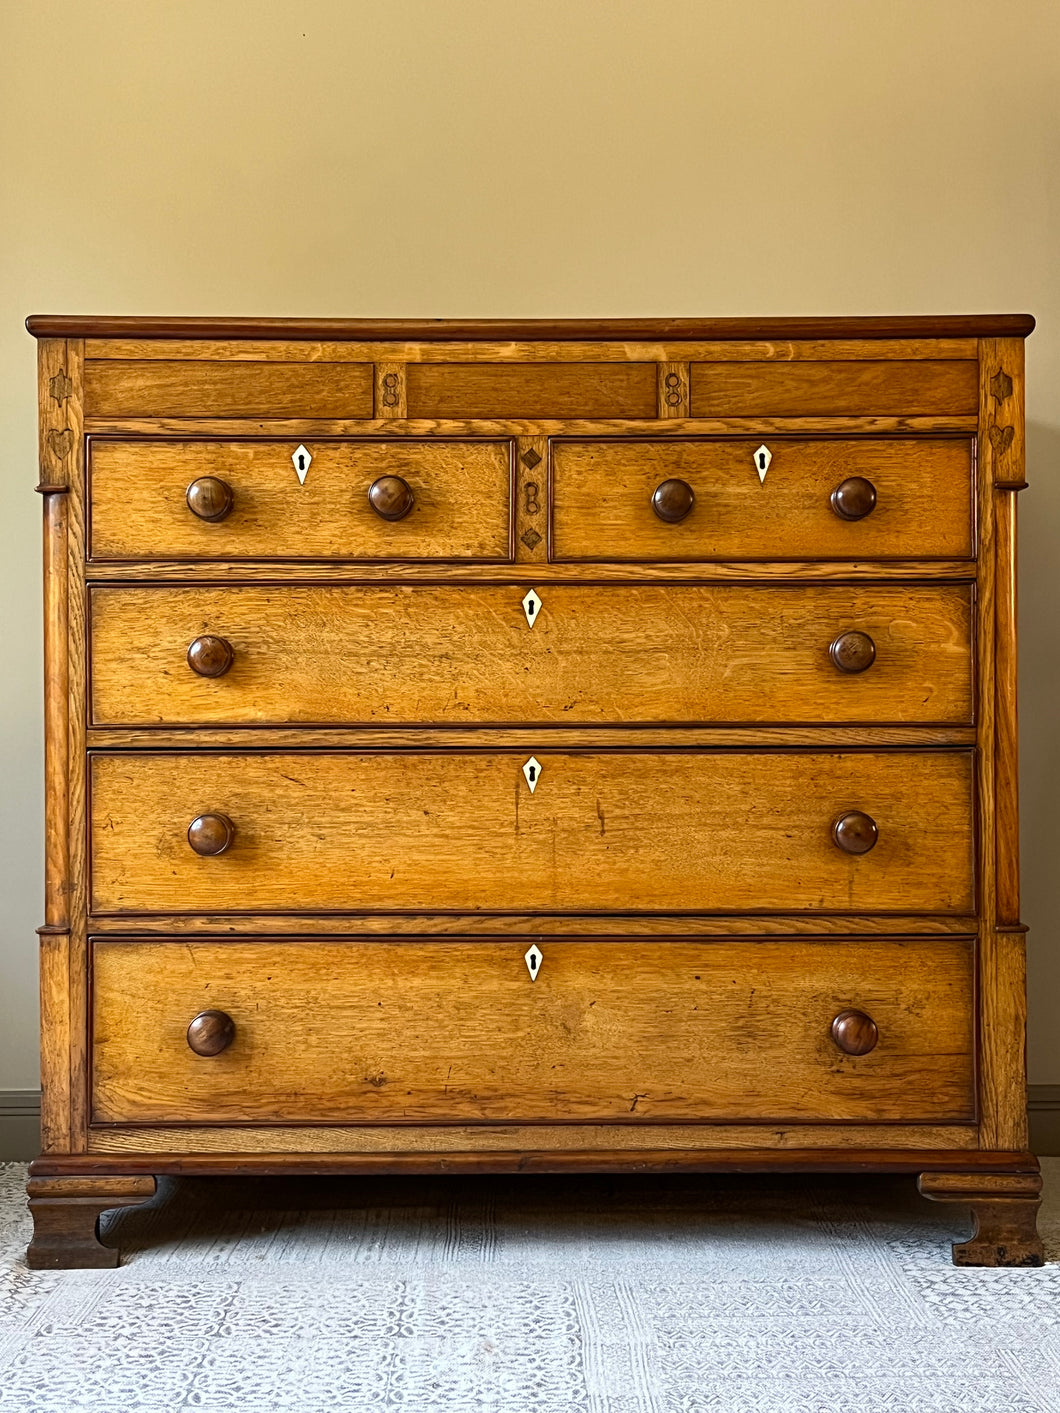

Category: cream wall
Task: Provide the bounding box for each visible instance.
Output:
[1,0,1059,1091]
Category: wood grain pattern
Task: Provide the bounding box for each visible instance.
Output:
[84,361,373,418]
[919,1170,1043,1266]
[30,313,1034,339]
[658,362,690,417]
[81,337,982,363]
[85,1123,979,1155]
[406,363,657,418]
[38,931,71,1152]
[980,337,1027,488]
[690,361,979,417]
[83,416,981,439]
[26,1174,156,1269]
[38,1149,1033,1178]
[550,437,973,561]
[88,750,976,916]
[88,438,514,561]
[90,937,975,1125]
[87,582,974,728]
[85,727,979,751]
[85,912,981,937]
[374,362,406,418]
[82,558,979,585]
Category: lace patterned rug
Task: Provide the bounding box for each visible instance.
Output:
[0,1160,1058,1411]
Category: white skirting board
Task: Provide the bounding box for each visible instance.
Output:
[1,1088,1058,1162]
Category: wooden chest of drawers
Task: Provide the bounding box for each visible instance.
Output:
[26,314,1042,1268]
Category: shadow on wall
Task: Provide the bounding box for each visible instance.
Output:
[1021,422,1060,1081]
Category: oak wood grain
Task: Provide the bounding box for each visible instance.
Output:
[87,582,974,728]
[85,912,981,936]
[690,361,978,416]
[80,337,982,363]
[84,361,373,418]
[406,363,657,418]
[550,437,973,561]
[88,438,514,561]
[86,1122,980,1155]
[88,749,976,916]
[90,937,975,1125]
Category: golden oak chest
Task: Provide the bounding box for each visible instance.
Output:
[26,315,1042,1267]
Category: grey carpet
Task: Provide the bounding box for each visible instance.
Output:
[0,1159,1059,1411]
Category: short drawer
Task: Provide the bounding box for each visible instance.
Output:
[89,582,974,727]
[88,438,514,561]
[88,750,975,915]
[689,360,978,417]
[550,437,973,560]
[84,359,374,418]
[89,936,976,1125]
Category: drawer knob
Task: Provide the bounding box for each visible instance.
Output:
[187,812,235,856]
[651,478,695,523]
[832,811,879,855]
[831,1009,879,1056]
[186,476,234,522]
[187,635,235,678]
[187,1009,236,1057]
[830,476,877,521]
[829,630,876,674]
[368,475,415,521]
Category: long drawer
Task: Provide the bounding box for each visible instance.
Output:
[88,582,974,727]
[89,937,977,1125]
[88,750,975,915]
[550,437,973,560]
[88,438,515,561]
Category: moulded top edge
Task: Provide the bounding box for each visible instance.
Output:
[25,314,1036,341]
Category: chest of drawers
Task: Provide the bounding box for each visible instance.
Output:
[26,314,1042,1268]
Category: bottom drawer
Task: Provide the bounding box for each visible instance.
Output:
[90,937,976,1126]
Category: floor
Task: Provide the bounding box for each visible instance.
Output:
[0,1161,1058,1411]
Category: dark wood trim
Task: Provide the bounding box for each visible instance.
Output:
[27,315,1036,341]
[30,1148,1040,1177]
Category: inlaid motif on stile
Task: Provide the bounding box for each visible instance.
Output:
[48,370,74,405]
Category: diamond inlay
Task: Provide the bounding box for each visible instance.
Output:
[521,448,542,470]
[521,528,542,551]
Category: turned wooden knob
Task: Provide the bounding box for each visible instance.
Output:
[186,476,234,522]
[187,1009,236,1056]
[651,478,695,523]
[187,813,235,856]
[830,476,877,521]
[832,811,879,855]
[368,475,415,521]
[187,635,234,678]
[829,630,876,674]
[831,1009,879,1056]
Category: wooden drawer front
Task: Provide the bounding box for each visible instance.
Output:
[689,361,978,417]
[84,360,374,418]
[90,937,976,1125]
[405,363,657,418]
[88,438,514,561]
[89,750,974,915]
[551,437,973,561]
[89,583,974,728]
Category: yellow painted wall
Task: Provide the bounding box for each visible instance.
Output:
[1,0,1058,1088]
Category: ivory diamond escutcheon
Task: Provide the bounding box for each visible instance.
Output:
[754,444,772,482]
[524,945,543,980]
[521,588,542,627]
[292,444,312,484]
[522,756,542,793]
